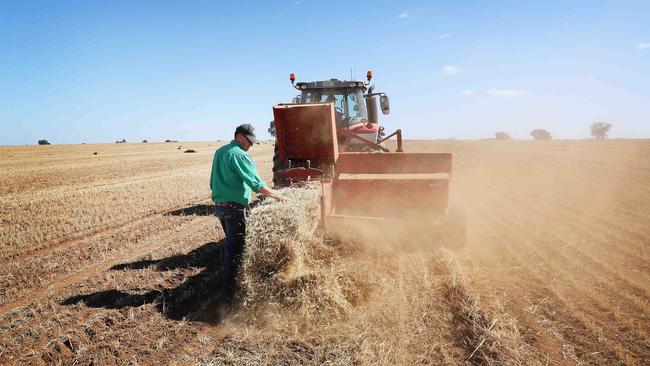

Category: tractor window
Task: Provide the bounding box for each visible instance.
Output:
[301,90,346,114]
[300,88,367,125]
[318,93,345,112]
[347,91,362,120]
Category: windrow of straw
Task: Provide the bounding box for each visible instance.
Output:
[437,250,539,365]
[237,187,364,326]
[210,246,541,365]
[227,188,538,364]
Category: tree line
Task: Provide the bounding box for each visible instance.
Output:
[35,122,616,145]
[494,122,612,140]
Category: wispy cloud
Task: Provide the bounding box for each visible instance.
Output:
[443,65,459,75]
[439,33,452,39]
[638,43,650,50]
[398,11,409,18]
[486,88,526,97]
[460,89,474,96]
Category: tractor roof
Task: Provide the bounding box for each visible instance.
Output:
[295,78,367,90]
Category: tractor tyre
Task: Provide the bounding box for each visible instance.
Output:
[443,205,467,249]
[272,143,287,187]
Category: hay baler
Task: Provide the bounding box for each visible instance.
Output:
[271,72,466,247]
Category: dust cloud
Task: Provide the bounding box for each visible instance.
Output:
[216,139,650,365]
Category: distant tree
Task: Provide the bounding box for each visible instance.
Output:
[590,122,612,140]
[268,120,276,137]
[37,139,50,145]
[165,139,172,143]
[495,131,512,140]
[115,139,127,144]
[142,140,148,143]
[530,129,552,140]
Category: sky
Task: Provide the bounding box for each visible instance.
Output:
[1,0,649,145]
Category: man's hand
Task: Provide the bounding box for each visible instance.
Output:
[259,186,286,201]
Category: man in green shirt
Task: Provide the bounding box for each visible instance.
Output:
[210,124,284,299]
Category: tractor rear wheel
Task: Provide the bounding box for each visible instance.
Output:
[272,143,287,186]
[443,205,467,249]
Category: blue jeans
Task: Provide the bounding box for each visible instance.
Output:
[215,204,247,295]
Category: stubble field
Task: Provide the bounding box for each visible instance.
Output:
[0,139,648,365]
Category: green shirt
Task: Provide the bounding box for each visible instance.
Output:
[210,140,266,206]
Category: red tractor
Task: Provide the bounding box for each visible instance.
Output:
[270,72,466,248]
[271,71,403,186]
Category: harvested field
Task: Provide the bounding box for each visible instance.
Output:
[0,139,648,365]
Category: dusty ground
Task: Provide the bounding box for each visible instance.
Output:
[0,139,648,365]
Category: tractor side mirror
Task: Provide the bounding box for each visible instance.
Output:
[380,95,390,115]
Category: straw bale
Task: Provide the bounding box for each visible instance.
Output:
[238,187,361,325]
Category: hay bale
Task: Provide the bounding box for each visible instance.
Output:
[239,187,359,324]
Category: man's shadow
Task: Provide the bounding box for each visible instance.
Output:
[61,240,230,323]
[165,204,214,216]
[163,199,265,217]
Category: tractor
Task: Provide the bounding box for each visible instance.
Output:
[270,71,400,185]
[270,71,466,248]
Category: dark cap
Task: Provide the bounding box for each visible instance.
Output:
[235,123,259,144]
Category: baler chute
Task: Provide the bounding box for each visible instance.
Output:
[322,152,453,244]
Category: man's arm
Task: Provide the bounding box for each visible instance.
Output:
[258,186,285,201]
[231,155,285,201]
[210,152,217,191]
[209,163,213,191]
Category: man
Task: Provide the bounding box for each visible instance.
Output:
[210,123,284,298]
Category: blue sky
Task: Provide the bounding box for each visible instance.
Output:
[1,0,649,145]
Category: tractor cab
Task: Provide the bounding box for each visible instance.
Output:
[269,72,392,146]
[272,71,405,186]
[288,72,391,149]
[290,73,391,127]
[293,79,369,129]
